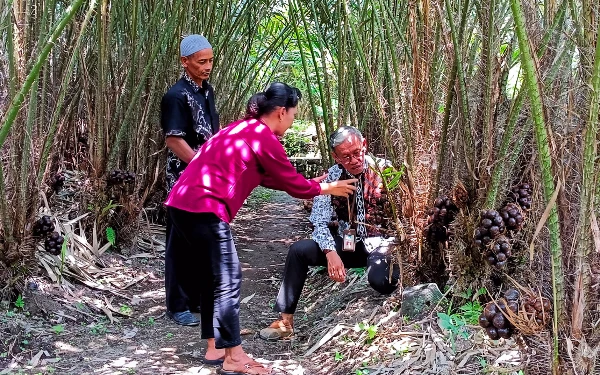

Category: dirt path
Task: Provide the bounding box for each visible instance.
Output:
[0,189,317,375]
[0,189,530,375]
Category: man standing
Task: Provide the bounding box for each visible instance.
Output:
[161,34,219,326]
[260,126,400,340]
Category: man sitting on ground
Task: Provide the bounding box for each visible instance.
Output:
[260,126,400,340]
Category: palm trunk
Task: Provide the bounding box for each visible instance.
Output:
[571,7,600,341]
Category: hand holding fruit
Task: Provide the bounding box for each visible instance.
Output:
[320,179,358,197]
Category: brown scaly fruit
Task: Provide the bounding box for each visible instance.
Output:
[499,203,525,231]
[474,209,505,249]
[479,300,515,340]
[484,235,512,269]
[44,231,64,256]
[32,215,55,237]
[508,183,532,210]
[425,195,458,246]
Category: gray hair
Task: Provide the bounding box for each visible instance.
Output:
[329,126,364,149]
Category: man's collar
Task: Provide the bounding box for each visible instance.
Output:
[182,71,208,92]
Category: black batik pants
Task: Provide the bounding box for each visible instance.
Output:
[274,236,400,314]
[167,207,242,348]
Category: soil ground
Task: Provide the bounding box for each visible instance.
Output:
[0,189,528,375]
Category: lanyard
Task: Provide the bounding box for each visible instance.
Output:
[346,174,361,225]
[347,193,355,225]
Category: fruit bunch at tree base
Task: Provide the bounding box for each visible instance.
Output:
[479,289,519,340]
[425,195,458,246]
[365,189,391,227]
[51,172,65,192]
[32,215,55,237]
[44,231,64,256]
[473,209,505,248]
[508,183,532,210]
[485,235,512,269]
[107,170,136,186]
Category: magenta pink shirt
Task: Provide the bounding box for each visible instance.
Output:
[165,118,321,223]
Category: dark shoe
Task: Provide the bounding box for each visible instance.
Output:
[189,305,201,313]
[166,310,200,326]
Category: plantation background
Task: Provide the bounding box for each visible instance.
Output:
[1,0,599,373]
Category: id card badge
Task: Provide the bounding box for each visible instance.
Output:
[343,229,356,252]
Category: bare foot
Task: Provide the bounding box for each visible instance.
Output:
[205,338,225,361]
[222,357,271,375]
[205,347,225,361]
[223,345,271,374]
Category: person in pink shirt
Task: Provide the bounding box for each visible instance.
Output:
[165,82,356,375]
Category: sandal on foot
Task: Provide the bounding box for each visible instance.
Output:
[259,320,293,341]
[218,360,271,375]
[201,357,224,366]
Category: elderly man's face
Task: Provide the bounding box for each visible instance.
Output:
[332,135,366,175]
[181,49,214,84]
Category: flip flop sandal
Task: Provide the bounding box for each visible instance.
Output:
[259,320,294,341]
[218,360,271,375]
[201,357,224,366]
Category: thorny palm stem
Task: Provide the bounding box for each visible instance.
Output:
[108,0,183,167]
[484,0,567,209]
[444,0,474,186]
[510,0,564,369]
[0,0,87,244]
[37,0,97,184]
[435,0,470,197]
[290,2,329,164]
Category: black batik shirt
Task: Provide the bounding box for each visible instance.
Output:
[160,71,220,191]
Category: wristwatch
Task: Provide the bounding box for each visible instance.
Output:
[323,249,335,255]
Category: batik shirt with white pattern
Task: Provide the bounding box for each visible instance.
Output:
[309,155,394,252]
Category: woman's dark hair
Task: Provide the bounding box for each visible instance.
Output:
[245,82,302,119]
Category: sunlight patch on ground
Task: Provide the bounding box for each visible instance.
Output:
[494,350,520,367]
[269,359,306,375]
[187,368,213,375]
[139,289,164,299]
[159,347,178,352]
[55,341,83,352]
[108,356,138,369]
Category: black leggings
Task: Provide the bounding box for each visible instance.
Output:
[274,237,400,314]
[167,207,242,349]
[165,216,200,313]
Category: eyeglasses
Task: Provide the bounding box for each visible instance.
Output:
[335,149,364,163]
